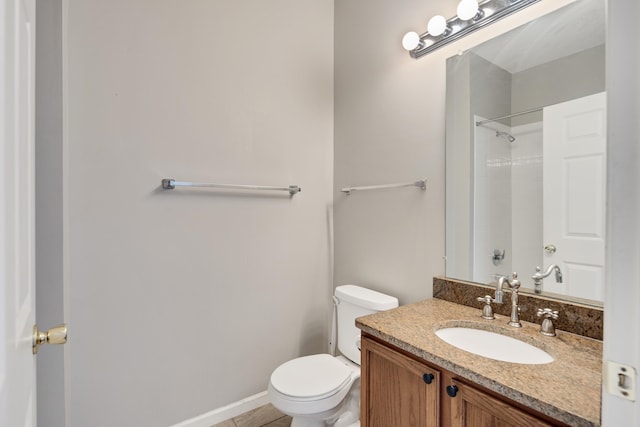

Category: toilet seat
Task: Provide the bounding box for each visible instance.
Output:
[270,354,353,401]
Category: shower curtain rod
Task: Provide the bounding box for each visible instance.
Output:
[475,106,543,126]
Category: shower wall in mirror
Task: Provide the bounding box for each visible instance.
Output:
[445,0,605,305]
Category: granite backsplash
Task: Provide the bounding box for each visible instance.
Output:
[433,276,603,340]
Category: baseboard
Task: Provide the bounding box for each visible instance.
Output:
[170,391,270,427]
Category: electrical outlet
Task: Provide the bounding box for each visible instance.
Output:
[604,361,636,401]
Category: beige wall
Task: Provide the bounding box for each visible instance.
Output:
[63,0,333,425]
[334,0,448,304]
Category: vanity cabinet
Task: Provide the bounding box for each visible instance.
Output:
[361,335,565,427]
[444,375,555,427]
[360,334,440,426]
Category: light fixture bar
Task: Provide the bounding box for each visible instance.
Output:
[407,0,540,59]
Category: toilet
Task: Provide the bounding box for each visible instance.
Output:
[268,285,398,427]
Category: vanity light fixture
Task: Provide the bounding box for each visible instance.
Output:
[457,0,483,21]
[402,0,540,59]
[427,15,451,37]
[402,31,424,51]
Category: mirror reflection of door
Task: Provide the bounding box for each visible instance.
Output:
[543,92,606,301]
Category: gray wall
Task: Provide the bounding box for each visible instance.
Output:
[445,52,512,280]
[35,1,65,426]
[471,53,513,122]
[445,53,472,280]
[62,1,333,425]
[512,44,605,125]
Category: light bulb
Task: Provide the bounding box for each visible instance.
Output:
[427,15,448,36]
[402,32,421,51]
[457,0,480,21]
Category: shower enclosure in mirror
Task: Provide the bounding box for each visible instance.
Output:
[445,0,605,305]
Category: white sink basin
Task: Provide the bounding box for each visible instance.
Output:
[435,327,554,364]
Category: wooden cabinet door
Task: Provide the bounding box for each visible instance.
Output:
[361,336,440,427]
[446,378,555,427]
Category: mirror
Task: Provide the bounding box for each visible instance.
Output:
[445,0,606,306]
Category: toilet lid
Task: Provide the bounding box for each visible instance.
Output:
[270,354,352,399]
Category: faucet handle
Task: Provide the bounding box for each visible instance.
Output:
[510,272,521,289]
[533,267,543,294]
[537,308,559,336]
[477,295,496,320]
[537,308,559,319]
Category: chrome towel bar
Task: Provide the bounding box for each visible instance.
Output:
[161,179,301,196]
[341,179,427,195]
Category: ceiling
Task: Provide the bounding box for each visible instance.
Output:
[472,0,605,74]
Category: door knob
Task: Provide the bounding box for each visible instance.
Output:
[544,244,557,254]
[33,324,67,354]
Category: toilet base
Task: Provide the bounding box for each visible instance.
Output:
[288,380,360,427]
[291,418,325,427]
[290,419,358,427]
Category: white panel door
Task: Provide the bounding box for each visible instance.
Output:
[0,0,37,425]
[543,92,606,301]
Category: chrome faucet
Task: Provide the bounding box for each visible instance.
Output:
[532,265,563,294]
[494,273,522,328]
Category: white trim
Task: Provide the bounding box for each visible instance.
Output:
[169,391,270,427]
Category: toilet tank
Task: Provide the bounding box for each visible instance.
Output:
[334,285,398,364]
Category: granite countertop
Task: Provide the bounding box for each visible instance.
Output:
[356,298,602,427]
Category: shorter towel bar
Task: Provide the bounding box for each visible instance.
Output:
[341,179,427,195]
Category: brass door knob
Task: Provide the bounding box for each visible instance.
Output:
[33,324,67,354]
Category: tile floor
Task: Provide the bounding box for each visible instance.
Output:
[210,404,291,427]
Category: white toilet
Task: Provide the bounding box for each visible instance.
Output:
[268,285,398,427]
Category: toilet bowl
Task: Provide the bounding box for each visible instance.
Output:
[268,285,398,427]
[269,355,360,427]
